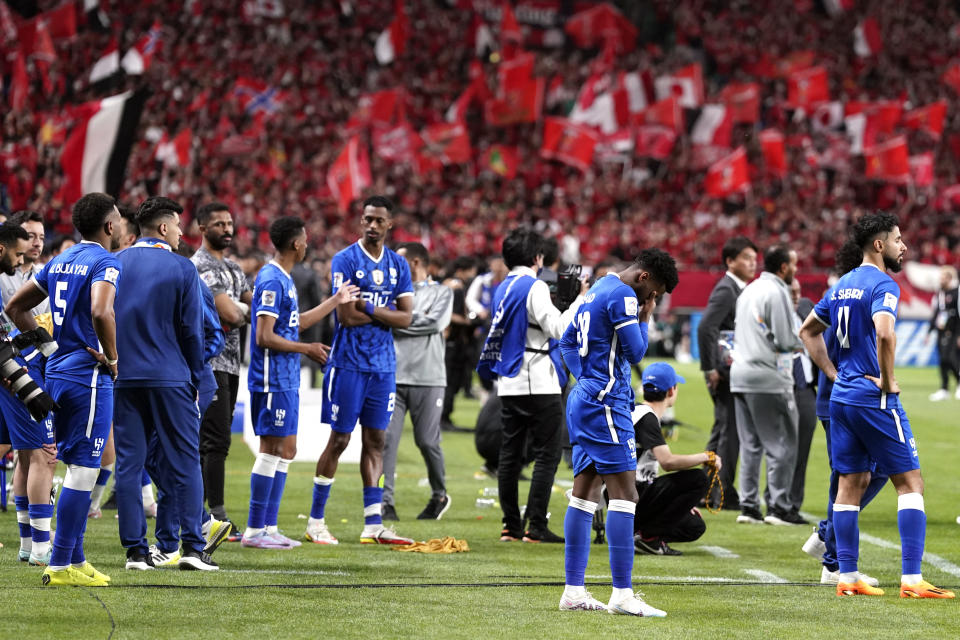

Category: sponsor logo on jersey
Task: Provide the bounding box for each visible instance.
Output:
[372,269,384,285]
[262,290,276,306]
[584,293,595,303]
[355,269,365,280]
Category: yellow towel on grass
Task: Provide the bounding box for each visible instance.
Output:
[394,536,470,553]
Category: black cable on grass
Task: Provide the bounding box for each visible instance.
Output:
[85,590,116,639]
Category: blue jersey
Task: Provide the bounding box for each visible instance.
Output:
[559,273,649,406]
[813,264,900,409]
[327,241,413,373]
[34,241,120,388]
[249,261,300,392]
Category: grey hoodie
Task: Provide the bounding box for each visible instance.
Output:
[729,272,803,394]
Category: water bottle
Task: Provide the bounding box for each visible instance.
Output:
[475,498,496,508]
[480,487,498,497]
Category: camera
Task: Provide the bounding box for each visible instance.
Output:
[0,327,59,422]
[542,264,582,312]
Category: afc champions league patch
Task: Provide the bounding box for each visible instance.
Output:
[883,292,897,310]
[624,296,638,316]
[262,290,276,306]
[372,269,384,285]
[104,267,119,284]
[333,272,343,289]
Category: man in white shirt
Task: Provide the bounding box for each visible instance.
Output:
[477,228,584,543]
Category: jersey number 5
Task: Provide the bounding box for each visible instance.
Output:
[576,311,590,356]
[836,306,850,349]
[53,282,68,326]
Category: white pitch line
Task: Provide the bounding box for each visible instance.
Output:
[699,545,740,559]
[742,569,788,583]
[222,569,352,576]
[585,574,737,583]
[860,532,960,579]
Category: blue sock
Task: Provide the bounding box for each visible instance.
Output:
[606,500,635,590]
[71,530,86,565]
[363,486,383,526]
[833,505,860,575]
[897,493,926,576]
[28,503,54,548]
[97,467,112,486]
[861,474,888,509]
[50,486,91,569]
[310,476,334,520]
[15,495,31,547]
[563,499,596,587]
[247,453,279,530]
[265,459,290,528]
[141,468,152,486]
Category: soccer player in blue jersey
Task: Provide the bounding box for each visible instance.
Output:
[243,216,359,549]
[800,212,954,599]
[305,195,416,546]
[558,249,678,616]
[5,192,123,587]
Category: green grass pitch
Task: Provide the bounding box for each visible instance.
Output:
[3,361,958,638]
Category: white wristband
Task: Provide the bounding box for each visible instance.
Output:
[235,301,250,316]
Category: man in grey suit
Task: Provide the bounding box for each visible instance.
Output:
[698,236,757,510]
[730,246,805,526]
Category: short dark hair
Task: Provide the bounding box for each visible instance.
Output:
[136,196,183,230]
[196,201,230,226]
[502,228,543,270]
[0,222,30,247]
[851,212,899,250]
[362,195,394,213]
[269,216,305,251]
[634,248,679,293]
[399,241,429,264]
[835,241,863,277]
[8,210,43,227]
[541,236,559,266]
[722,236,758,266]
[763,246,793,275]
[642,386,668,403]
[118,203,139,238]
[72,193,117,238]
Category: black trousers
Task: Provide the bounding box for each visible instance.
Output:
[498,394,562,533]
[199,371,239,511]
[442,342,473,423]
[634,469,708,543]
[705,378,740,506]
[938,332,960,389]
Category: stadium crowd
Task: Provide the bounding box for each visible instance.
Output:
[4,0,960,273]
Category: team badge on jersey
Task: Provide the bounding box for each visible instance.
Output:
[372,269,384,285]
[389,267,397,284]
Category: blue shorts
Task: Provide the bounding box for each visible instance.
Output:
[47,377,112,467]
[0,389,54,450]
[250,390,299,437]
[321,367,395,433]
[829,402,919,475]
[566,388,637,476]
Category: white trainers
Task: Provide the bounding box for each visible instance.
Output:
[929,389,949,402]
[559,590,607,611]
[360,524,414,545]
[802,529,826,559]
[955,387,960,400]
[149,544,182,567]
[607,591,667,617]
[821,566,880,587]
[304,519,339,545]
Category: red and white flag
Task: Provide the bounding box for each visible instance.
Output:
[636,96,683,132]
[122,20,163,75]
[595,129,634,163]
[853,17,882,58]
[375,3,409,65]
[327,137,372,213]
[718,82,760,124]
[691,105,733,148]
[909,153,934,187]
[373,123,422,163]
[864,136,909,183]
[621,70,654,115]
[0,1,17,41]
[155,128,193,167]
[787,66,829,109]
[810,101,844,133]
[903,100,948,140]
[704,147,750,198]
[60,90,148,204]
[470,13,495,58]
[759,129,787,177]
[635,125,676,160]
[654,63,703,109]
[89,37,120,84]
[540,117,598,172]
[823,0,854,17]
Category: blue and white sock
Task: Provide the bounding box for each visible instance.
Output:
[563,497,597,595]
[363,486,383,526]
[309,476,334,522]
[246,453,279,536]
[49,466,98,571]
[15,495,31,554]
[897,493,926,584]
[28,502,54,558]
[607,499,636,591]
[89,464,113,511]
[833,503,860,581]
[265,458,291,534]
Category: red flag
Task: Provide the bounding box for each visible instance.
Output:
[420,122,472,164]
[903,100,948,140]
[45,2,78,39]
[787,66,829,109]
[346,89,402,131]
[654,63,704,108]
[327,137,372,213]
[482,144,520,179]
[500,2,522,45]
[375,3,409,65]
[635,125,676,160]
[564,3,637,53]
[122,20,163,75]
[33,19,57,95]
[845,100,902,133]
[943,63,960,95]
[9,49,29,112]
[595,129,634,163]
[759,129,787,177]
[156,128,193,167]
[865,136,909,183]
[718,82,760,124]
[372,123,422,163]
[909,153,934,187]
[704,147,750,198]
[188,89,210,113]
[0,1,16,41]
[776,50,817,77]
[485,77,543,126]
[636,96,683,133]
[540,117,598,172]
[853,17,882,58]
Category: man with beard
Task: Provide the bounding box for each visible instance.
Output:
[5,193,123,586]
[800,213,953,599]
[192,202,252,532]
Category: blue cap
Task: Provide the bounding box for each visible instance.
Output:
[641,362,686,392]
